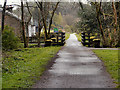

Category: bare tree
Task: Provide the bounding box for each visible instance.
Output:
[35,7,43,47]
[25,1,33,47]
[48,2,60,36]
[35,2,47,46]
[1,0,7,32]
[21,0,27,48]
[37,17,43,47]
[94,2,106,46]
[36,2,48,40]
[35,1,60,40]
[88,1,120,47]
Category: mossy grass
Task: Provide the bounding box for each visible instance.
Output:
[93,50,119,87]
[2,46,61,88]
[65,33,70,40]
[75,33,81,42]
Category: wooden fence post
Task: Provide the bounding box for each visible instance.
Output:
[81,32,85,46]
[61,32,65,45]
[56,32,59,45]
[88,33,90,47]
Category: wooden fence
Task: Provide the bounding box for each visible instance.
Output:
[45,32,65,46]
[81,32,100,47]
[24,32,65,47]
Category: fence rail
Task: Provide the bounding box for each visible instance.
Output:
[81,32,100,48]
[45,32,65,46]
[22,32,65,47]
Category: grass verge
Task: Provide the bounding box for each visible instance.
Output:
[75,33,81,42]
[93,49,120,87]
[2,46,61,88]
[65,33,70,40]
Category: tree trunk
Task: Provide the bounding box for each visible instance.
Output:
[21,0,27,48]
[95,2,106,47]
[112,1,118,33]
[35,2,47,41]
[26,17,32,48]
[43,18,47,41]
[37,15,43,47]
[115,2,120,47]
[40,2,48,41]
[1,0,7,32]
[37,24,42,47]
[48,2,59,37]
[26,24,29,47]
[112,1,119,46]
[26,1,33,48]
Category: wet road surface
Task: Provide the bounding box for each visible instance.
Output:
[33,34,116,88]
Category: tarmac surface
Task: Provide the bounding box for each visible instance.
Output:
[88,48,118,50]
[33,33,116,88]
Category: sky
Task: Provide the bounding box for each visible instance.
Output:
[0,0,120,6]
[0,0,21,6]
[0,0,88,6]
[1,0,119,7]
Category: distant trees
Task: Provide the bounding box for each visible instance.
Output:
[64,25,71,32]
[55,2,80,33]
[53,12,65,28]
[77,4,98,33]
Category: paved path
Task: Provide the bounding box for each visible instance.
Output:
[89,48,119,50]
[33,34,116,88]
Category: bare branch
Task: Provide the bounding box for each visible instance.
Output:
[26,0,32,16]
[48,2,60,35]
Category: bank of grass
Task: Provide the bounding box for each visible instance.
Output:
[18,43,39,48]
[2,46,61,88]
[75,33,81,42]
[93,50,119,87]
[65,33,70,40]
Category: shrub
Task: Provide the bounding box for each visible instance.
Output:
[2,26,20,50]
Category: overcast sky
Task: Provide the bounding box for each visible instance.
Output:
[0,0,88,6]
[0,0,119,5]
[0,0,21,6]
